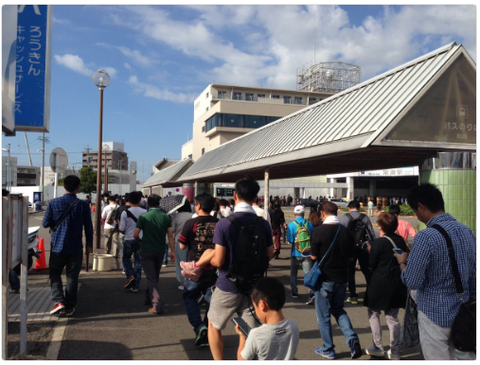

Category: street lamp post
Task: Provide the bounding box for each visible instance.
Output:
[93,70,110,249]
[103,144,110,194]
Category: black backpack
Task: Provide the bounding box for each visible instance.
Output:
[345,213,369,249]
[225,215,269,295]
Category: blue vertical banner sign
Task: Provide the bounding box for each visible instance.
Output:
[15,5,52,132]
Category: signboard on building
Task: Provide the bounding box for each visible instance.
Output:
[14,5,52,132]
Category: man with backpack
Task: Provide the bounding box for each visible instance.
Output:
[340,200,376,305]
[287,205,315,304]
[102,195,119,256]
[182,176,274,360]
[119,191,146,292]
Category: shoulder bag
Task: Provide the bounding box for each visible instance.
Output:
[50,199,78,234]
[432,224,476,353]
[304,224,341,290]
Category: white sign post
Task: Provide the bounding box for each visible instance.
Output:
[49,148,68,198]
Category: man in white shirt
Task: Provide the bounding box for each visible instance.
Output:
[252,196,271,227]
[218,199,232,218]
[119,191,146,292]
[102,196,119,256]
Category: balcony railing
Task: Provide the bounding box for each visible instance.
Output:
[213,93,307,106]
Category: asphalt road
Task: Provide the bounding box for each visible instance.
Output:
[27,210,422,360]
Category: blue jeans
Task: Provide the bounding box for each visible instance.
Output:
[315,281,359,351]
[183,278,213,335]
[290,256,313,295]
[49,250,83,310]
[122,239,142,290]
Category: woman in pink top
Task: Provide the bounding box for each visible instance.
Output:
[380,205,416,248]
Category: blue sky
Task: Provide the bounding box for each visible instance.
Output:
[2,3,477,183]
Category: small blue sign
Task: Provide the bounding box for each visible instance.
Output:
[33,192,42,203]
[15,5,52,132]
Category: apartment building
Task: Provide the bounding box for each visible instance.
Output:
[82,141,129,171]
[182,84,333,161]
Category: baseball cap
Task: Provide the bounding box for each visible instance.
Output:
[294,205,305,214]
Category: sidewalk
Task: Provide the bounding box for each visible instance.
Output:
[9,241,423,360]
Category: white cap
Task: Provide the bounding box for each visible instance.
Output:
[294,205,305,214]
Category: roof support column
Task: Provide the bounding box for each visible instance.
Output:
[264,167,270,209]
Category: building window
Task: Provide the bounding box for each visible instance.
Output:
[283,96,292,104]
[294,96,303,104]
[202,126,205,133]
[206,92,209,98]
[271,94,280,99]
[257,93,266,98]
[206,107,209,112]
[245,93,254,101]
[233,92,242,100]
[218,90,227,99]
[201,148,205,155]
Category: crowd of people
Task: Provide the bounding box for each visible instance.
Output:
[41,175,475,360]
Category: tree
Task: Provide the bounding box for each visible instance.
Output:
[79,167,96,196]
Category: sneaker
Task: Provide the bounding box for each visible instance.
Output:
[289,291,299,299]
[346,296,359,305]
[195,326,208,347]
[121,270,126,275]
[366,346,385,358]
[130,288,139,293]
[178,285,184,290]
[148,307,162,315]
[9,288,20,294]
[65,308,75,317]
[306,293,315,305]
[350,340,362,359]
[315,347,335,359]
[162,263,167,267]
[50,302,65,314]
[387,349,400,360]
[124,276,135,289]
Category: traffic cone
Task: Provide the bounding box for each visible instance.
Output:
[33,238,48,270]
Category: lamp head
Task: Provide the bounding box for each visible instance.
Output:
[93,70,110,90]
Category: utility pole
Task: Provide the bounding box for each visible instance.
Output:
[24,132,33,167]
[84,145,91,167]
[37,134,49,201]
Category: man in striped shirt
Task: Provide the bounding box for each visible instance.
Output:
[395,183,476,360]
[43,175,93,317]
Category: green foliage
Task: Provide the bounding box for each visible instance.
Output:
[383,204,415,216]
[79,167,96,196]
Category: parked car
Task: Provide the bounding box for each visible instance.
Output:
[328,198,348,209]
[298,198,320,209]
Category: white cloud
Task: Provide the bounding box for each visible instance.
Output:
[113,5,476,90]
[55,54,117,79]
[101,67,117,79]
[116,46,156,67]
[127,75,197,104]
[54,54,94,76]
[124,63,132,70]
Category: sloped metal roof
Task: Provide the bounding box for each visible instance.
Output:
[176,42,475,184]
[143,158,193,187]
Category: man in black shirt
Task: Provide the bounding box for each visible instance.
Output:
[310,201,362,360]
[179,192,219,347]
